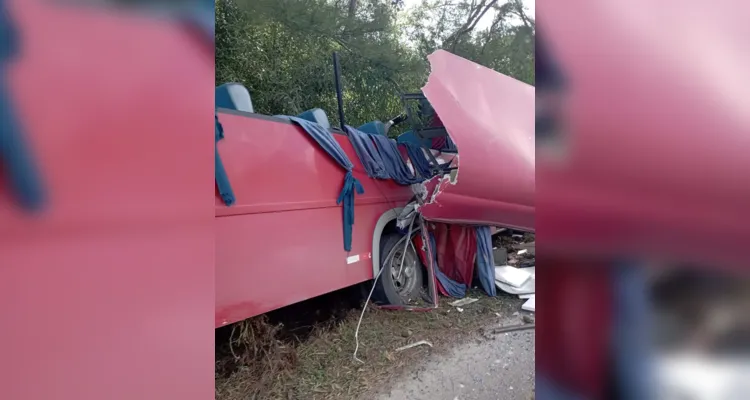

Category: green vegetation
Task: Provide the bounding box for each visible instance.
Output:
[216,0,534,128]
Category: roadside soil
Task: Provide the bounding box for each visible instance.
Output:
[215,231,535,400]
[215,289,531,400]
[376,317,535,400]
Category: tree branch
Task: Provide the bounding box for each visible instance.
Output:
[442,0,499,51]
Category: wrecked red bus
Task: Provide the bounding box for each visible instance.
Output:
[0,0,534,334]
[215,50,535,327]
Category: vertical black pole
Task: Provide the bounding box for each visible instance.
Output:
[332,52,346,131]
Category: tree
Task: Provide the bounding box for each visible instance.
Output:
[216,0,534,128]
[406,0,535,84]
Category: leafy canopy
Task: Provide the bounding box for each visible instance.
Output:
[216,0,534,129]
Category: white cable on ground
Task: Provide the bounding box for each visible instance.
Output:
[353,264,385,364]
[353,231,412,364]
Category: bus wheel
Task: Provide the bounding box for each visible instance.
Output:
[372,232,424,305]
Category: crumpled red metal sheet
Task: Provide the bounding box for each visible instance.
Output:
[419,50,535,231]
[537,0,750,268]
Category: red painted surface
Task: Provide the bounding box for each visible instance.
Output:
[215,50,538,327]
[421,50,535,232]
[1,1,214,400]
[214,113,413,326]
[537,0,750,268]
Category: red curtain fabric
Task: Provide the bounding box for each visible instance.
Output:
[536,259,614,399]
[434,224,477,288]
[413,224,478,296]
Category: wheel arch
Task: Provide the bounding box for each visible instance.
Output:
[371,207,403,277]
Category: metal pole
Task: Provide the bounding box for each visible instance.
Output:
[332,52,346,131]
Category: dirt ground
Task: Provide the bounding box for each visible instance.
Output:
[377,313,535,400]
[215,289,532,400]
[215,232,535,400]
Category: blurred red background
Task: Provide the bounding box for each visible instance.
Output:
[0,1,214,399]
[536,0,750,398]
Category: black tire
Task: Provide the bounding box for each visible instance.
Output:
[371,232,425,306]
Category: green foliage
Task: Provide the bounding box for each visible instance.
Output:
[216,0,534,129]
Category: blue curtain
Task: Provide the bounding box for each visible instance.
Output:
[289,117,363,251]
[179,1,215,47]
[348,127,429,185]
[345,126,389,179]
[475,226,497,296]
[401,141,434,179]
[613,263,655,400]
[369,134,423,185]
[214,114,235,206]
[0,0,45,211]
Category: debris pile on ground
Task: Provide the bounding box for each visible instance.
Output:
[493,231,535,313]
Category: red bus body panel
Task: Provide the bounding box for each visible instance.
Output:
[214,113,413,326]
[215,52,536,326]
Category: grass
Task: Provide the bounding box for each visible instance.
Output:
[215,289,525,400]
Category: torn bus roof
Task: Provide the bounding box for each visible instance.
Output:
[418,50,535,232]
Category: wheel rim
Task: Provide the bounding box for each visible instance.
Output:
[390,246,418,298]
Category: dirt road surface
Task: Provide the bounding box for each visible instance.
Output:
[376,323,535,400]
